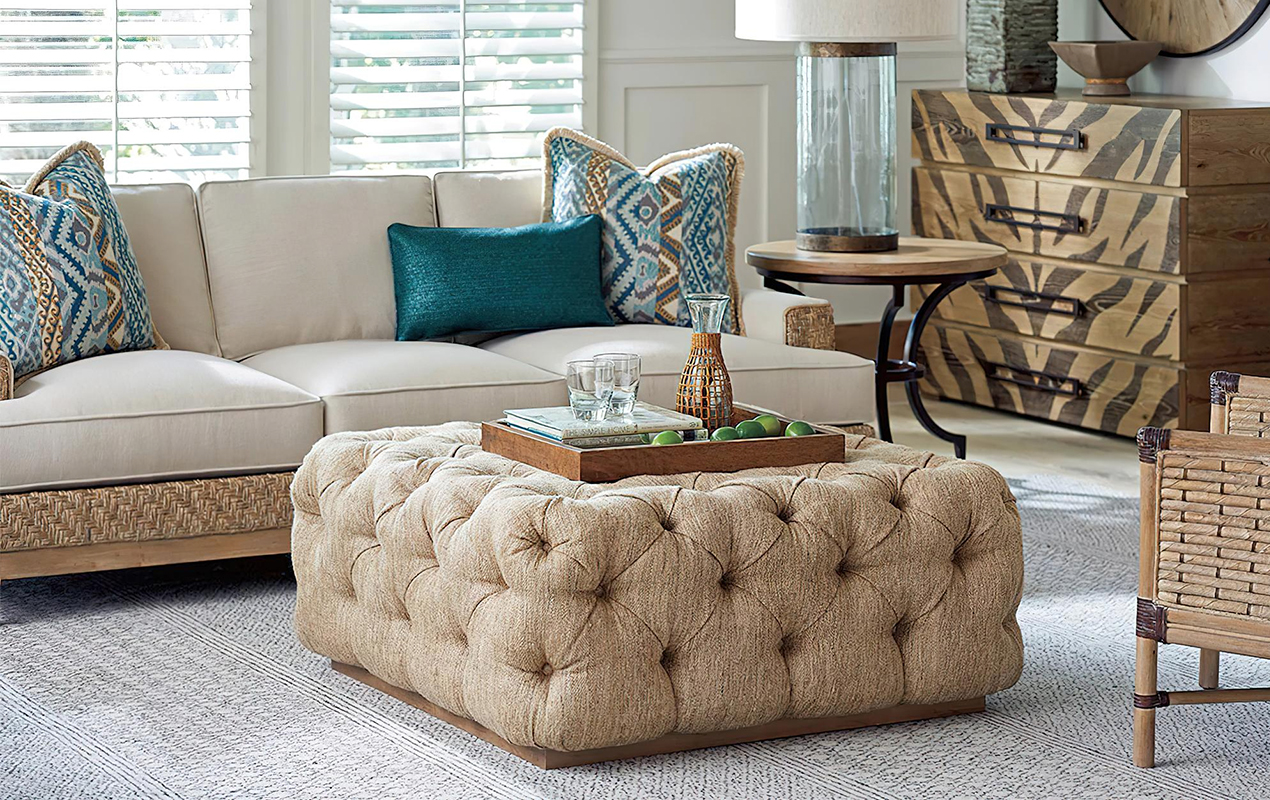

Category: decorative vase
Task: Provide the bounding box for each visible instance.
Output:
[676,294,734,430]
[966,0,1058,93]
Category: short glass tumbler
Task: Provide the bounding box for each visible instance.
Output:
[566,359,615,421]
[595,352,641,416]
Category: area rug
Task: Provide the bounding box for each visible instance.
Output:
[3,475,1269,799]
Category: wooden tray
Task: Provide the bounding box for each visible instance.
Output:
[481,406,846,482]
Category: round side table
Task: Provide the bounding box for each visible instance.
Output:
[746,238,1008,459]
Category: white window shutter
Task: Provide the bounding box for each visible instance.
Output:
[0,0,252,186]
[330,0,585,173]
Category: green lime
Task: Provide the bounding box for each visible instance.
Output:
[753,414,783,437]
[639,432,653,444]
[710,426,741,441]
[735,420,767,439]
[785,420,816,437]
[652,430,684,446]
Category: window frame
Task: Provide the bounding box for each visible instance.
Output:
[0,1,265,185]
[297,0,596,177]
[1,1,597,183]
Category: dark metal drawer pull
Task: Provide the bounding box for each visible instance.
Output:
[983,361,1084,398]
[985,122,1085,151]
[984,203,1084,234]
[985,285,1083,318]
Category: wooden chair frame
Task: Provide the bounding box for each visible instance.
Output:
[1133,371,1270,767]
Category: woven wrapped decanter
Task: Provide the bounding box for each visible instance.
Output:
[676,293,734,430]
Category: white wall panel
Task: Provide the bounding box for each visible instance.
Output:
[261,0,967,322]
[596,0,965,322]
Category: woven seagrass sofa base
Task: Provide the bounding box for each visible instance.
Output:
[0,472,294,581]
[293,423,1024,767]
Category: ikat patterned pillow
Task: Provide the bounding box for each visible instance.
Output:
[0,142,159,384]
[542,128,745,334]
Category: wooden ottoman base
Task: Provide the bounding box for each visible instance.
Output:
[334,661,985,769]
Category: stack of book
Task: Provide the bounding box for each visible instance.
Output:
[503,403,705,448]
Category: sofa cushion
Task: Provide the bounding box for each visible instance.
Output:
[25,143,159,357]
[433,169,541,228]
[198,175,436,360]
[389,215,612,341]
[481,324,875,424]
[113,183,220,356]
[543,128,745,333]
[3,143,160,383]
[0,350,323,493]
[241,340,564,434]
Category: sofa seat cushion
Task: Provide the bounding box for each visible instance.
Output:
[481,325,875,425]
[241,340,565,434]
[0,350,323,493]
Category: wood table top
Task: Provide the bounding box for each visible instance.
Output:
[746,238,1007,286]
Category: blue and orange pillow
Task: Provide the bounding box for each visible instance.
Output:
[0,142,161,388]
[542,128,745,334]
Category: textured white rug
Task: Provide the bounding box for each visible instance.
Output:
[3,475,1270,799]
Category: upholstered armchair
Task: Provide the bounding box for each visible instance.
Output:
[741,289,837,350]
[1134,371,1270,767]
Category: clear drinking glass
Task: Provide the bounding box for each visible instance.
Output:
[566,359,615,421]
[595,352,641,416]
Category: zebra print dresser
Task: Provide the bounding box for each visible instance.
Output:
[910,89,1270,436]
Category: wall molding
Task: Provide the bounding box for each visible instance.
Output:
[600,47,792,65]
[599,45,964,82]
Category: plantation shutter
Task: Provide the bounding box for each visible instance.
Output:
[330,0,585,173]
[0,0,253,186]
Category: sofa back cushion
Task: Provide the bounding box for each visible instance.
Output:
[112,183,220,356]
[197,174,435,360]
[433,169,541,228]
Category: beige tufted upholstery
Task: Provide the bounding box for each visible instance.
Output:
[292,424,1024,752]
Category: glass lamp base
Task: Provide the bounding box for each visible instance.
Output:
[796,41,899,256]
[796,228,899,253]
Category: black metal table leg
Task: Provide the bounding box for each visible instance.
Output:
[873,285,905,442]
[902,280,971,459]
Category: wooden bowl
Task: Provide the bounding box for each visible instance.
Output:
[1048,41,1162,96]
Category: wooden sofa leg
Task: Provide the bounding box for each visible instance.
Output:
[1133,636,1159,768]
[1199,648,1220,689]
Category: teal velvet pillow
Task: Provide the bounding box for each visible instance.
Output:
[388,214,613,341]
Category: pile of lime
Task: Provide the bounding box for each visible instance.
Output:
[710,414,815,441]
[644,415,815,445]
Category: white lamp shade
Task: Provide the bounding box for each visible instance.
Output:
[735,0,958,42]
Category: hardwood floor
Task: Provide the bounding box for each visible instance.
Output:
[886,389,1140,495]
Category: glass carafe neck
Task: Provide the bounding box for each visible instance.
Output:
[685,293,730,334]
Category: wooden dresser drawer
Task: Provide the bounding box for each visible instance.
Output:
[918,323,1180,436]
[917,259,1180,359]
[912,89,1183,187]
[913,166,1180,273]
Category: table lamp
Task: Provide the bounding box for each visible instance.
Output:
[736,0,957,252]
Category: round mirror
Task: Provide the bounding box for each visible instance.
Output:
[1099,0,1270,57]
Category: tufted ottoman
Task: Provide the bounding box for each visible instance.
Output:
[292,423,1023,768]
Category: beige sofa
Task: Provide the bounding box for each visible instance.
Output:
[0,170,874,582]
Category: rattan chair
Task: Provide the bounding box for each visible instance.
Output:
[1134,371,1270,767]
